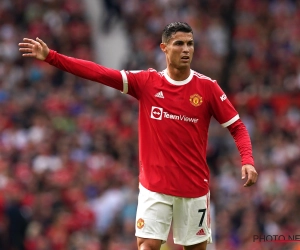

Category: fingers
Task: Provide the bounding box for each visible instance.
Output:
[19,48,33,53]
[243,172,255,187]
[18,46,34,57]
[18,43,33,48]
[18,37,43,49]
[19,37,42,58]
[22,38,40,45]
[20,52,36,57]
[242,165,258,187]
[18,42,34,57]
[19,37,49,60]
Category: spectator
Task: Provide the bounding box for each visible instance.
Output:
[0,0,300,249]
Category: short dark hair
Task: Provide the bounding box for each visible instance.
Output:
[162,22,193,43]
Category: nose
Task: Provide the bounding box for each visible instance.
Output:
[183,44,189,52]
[183,43,190,53]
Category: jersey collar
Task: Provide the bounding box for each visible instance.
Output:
[163,69,194,86]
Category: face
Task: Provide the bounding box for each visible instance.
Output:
[160,31,194,70]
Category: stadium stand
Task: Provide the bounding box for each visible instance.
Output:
[0,0,300,250]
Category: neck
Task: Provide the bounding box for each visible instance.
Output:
[166,66,190,81]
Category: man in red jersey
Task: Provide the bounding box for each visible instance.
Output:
[19,22,258,250]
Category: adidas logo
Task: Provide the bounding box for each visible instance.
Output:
[196,229,206,236]
[155,91,164,98]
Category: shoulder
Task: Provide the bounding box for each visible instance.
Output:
[124,68,161,77]
[192,70,216,85]
[122,68,163,88]
[191,70,223,93]
[133,68,165,80]
[148,68,165,78]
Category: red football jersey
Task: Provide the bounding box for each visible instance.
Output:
[45,51,240,198]
[122,69,239,198]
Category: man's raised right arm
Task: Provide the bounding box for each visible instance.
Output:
[19,38,123,91]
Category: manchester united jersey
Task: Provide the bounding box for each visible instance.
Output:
[122,69,239,198]
[45,51,241,198]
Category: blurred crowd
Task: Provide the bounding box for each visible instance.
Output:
[0,0,300,250]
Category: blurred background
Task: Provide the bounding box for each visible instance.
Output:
[0,0,300,249]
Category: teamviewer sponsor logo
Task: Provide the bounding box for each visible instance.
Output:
[150,106,198,123]
[151,106,163,120]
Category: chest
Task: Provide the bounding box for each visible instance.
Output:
[141,79,211,119]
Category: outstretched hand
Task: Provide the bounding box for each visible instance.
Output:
[241,164,258,187]
[18,37,49,61]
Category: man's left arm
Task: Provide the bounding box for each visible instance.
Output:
[227,119,258,187]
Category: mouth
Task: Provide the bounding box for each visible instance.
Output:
[181,56,190,61]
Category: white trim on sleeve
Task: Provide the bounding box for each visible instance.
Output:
[221,114,240,127]
[120,70,128,94]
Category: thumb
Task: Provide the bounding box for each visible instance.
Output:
[35,37,49,60]
[241,166,246,179]
[36,37,47,47]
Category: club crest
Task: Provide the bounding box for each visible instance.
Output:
[190,94,203,107]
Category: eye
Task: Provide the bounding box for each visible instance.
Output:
[174,41,183,46]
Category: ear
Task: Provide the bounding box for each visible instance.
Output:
[160,43,167,53]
